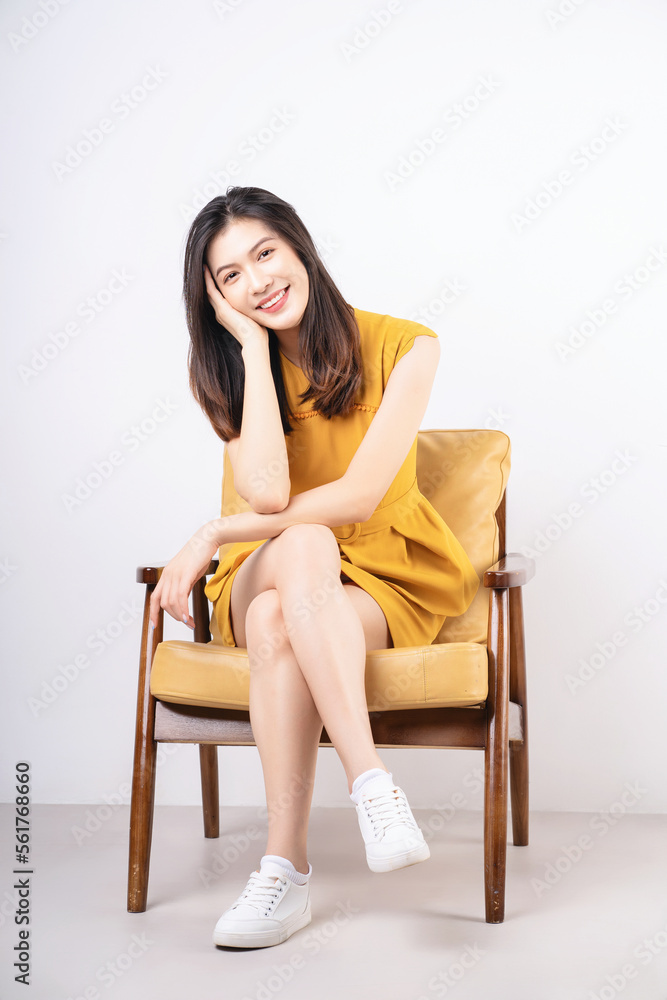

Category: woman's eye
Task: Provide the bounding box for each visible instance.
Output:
[223,249,272,282]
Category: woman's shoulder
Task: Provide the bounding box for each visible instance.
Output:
[349,306,438,394]
[352,305,437,342]
[351,306,438,366]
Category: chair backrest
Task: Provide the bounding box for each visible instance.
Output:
[417,429,510,644]
[216,428,511,647]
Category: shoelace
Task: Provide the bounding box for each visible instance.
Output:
[232,871,287,915]
[362,786,419,837]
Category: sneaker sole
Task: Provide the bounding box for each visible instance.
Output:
[213,905,312,948]
[367,839,431,873]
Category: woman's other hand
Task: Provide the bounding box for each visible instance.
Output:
[148,521,222,630]
[203,263,268,348]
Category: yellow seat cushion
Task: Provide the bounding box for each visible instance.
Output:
[149,631,488,712]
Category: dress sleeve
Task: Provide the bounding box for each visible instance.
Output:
[382,316,439,388]
[394,324,439,365]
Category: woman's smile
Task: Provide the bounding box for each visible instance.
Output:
[256,286,290,313]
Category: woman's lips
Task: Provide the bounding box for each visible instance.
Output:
[257,286,290,313]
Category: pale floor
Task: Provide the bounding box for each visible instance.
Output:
[0,804,665,1000]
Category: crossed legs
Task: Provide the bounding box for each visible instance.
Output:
[228,523,393,873]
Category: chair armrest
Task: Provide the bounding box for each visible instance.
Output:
[483,553,535,589]
[136,560,219,585]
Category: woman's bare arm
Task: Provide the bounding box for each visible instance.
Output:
[230,335,291,512]
[208,474,366,547]
[203,263,290,513]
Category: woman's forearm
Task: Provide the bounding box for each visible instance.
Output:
[233,335,290,510]
[207,474,368,547]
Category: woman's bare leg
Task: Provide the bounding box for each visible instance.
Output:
[243,589,322,873]
[229,524,392,868]
[273,530,390,786]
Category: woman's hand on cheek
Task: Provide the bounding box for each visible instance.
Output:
[203,264,269,348]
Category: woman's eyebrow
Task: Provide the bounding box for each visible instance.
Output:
[215,236,275,277]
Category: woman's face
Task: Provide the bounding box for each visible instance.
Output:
[205,217,309,332]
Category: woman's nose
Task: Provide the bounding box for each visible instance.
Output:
[247,267,271,293]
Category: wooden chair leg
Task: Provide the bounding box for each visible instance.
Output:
[509,587,529,847]
[484,587,510,923]
[192,579,220,837]
[127,589,161,913]
[199,745,220,838]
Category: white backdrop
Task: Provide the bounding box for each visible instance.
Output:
[1,0,665,815]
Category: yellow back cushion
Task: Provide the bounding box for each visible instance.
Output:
[417,429,511,644]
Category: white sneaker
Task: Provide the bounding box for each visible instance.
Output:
[212,861,312,948]
[354,778,431,873]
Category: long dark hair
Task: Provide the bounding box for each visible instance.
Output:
[182,186,363,442]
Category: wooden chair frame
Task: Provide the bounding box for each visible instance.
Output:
[127,489,534,923]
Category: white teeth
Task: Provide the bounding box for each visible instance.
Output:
[259,288,286,309]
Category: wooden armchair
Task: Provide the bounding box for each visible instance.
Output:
[128,428,534,923]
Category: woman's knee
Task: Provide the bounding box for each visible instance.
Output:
[245,589,292,664]
[273,523,341,577]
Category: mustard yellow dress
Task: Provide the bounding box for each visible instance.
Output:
[204,307,480,649]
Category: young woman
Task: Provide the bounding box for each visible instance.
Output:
[148,186,480,949]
